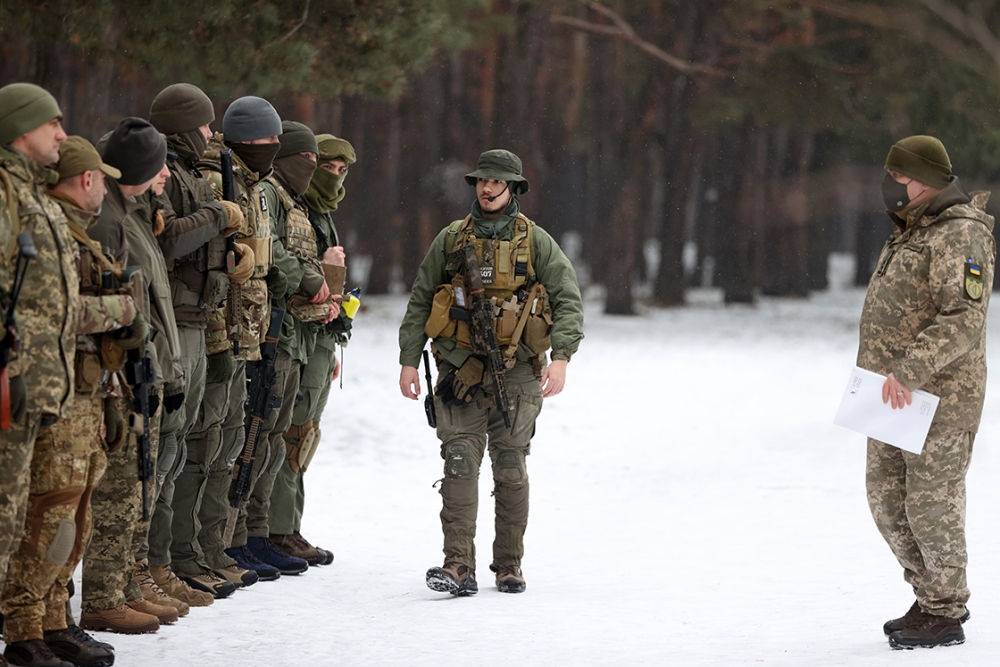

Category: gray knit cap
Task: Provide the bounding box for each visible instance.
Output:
[222,96,282,142]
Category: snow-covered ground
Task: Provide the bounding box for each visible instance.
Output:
[79,289,1000,666]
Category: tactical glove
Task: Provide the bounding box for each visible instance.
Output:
[265,265,288,298]
[147,392,160,418]
[103,396,126,452]
[219,201,244,237]
[10,373,26,424]
[229,242,255,285]
[435,357,485,407]
[164,381,185,414]
[116,311,149,350]
[206,351,235,385]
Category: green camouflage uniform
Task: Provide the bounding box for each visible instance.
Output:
[0,146,78,594]
[1,195,135,642]
[398,200,583,571]
[859,178,996,619]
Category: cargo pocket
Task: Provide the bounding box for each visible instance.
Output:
[522,286,553,356]
[424,284,458,339]
[74,352,103,394]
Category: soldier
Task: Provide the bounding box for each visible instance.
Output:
[225,121,338,577]
[1,136,140,667]
[80,118,184,633]
[188,96,283,585]
[143,83,249,605]
[0,83,78,667]
[269,134,355,565]
[861,136,995,649]
[398,149,583,596]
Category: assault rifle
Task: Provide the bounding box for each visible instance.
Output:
[223,306,285,546]
[0,233,37,431]
[446,244,513,428]
[220,149,243,356]
[423,349,436,428]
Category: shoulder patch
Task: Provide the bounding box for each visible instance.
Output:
[260,194,268,213]
[965,258,984,300]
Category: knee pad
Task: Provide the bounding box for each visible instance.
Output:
[494,450,526,484]
[48,519,76,566]
[443,442,474,478]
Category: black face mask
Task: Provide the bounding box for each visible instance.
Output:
[882,172,912,212]
[225,141,280,175]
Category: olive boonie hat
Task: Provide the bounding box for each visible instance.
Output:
[464,149,529,194]
[884,135,952,189]
[55,135,121,181]
[315,134,356,165]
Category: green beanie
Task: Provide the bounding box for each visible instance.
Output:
[315,134,356,165]
[276,121,318,159]
[884,136,952,189]
[149,83,215,134]
[0,83,62,145]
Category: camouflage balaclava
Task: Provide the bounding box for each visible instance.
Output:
[149,83,215,162]
[303,134,356,212]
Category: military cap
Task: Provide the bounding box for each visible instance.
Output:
[223,96,282,142]
[465,149,529,194]
[276,121,318,159]
[102,117,167,186]
[885,136,952,189]
[316,134,356,165]
[149,83,215,135]
[0,83,62,145]
[55,135,121,181]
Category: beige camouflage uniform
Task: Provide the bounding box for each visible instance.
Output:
[859,178,995,619]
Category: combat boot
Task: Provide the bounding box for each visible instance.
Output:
[148,565,214,607]
[225,545,281,581]
[491,564,526,594]
[270,533,325,567]
[3,639,74,667]
[177,569,237,599]
[884,600,970,636]
[43,625,115,667]
[246,536,308,575]
[213,564,259,588]
[134,559,189,617]
[79,604,159,635]
[294,531,334,565]
[426,562,477,596]
[126,597,178,625]
[889,610,965,649]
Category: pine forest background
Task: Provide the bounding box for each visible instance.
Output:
[5,0,1000,313]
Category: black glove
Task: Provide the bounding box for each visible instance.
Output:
[10,373,27,424]
[164,391,185,414]
[147,392,160,418]
[265,265,288,298]
[206,351,235,385]
[116,311,149,350]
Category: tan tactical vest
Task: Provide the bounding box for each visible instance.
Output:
[267,177,329,323]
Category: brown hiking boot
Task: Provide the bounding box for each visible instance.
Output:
[135,559,189,617]
[883,600,970,636]
[126,597,179,625]
[80,604,159,634]
[149,565,214,607]
[491,564,526,594]
[295,531,334,565]
[426,562,477,596]
[177,570,236,599]
[888,610,965,649]
[271,533,325,567]
[213,564,259,588]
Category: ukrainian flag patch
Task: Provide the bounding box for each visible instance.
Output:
[965,258,984,300]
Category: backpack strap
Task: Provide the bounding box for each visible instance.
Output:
[1,167,20,243]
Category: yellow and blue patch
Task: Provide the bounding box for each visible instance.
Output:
[965,258,984,300]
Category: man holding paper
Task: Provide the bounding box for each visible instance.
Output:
[859,136,995,650]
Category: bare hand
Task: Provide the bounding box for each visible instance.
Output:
[323,246,346,266]
[331,355,341,382]
[882,372,912,410]
[310,281,331,305]
[400,365,421,400]
[540,360,568,398]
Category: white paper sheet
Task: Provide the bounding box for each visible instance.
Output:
[833,367,939,454]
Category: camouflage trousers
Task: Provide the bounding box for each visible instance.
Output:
[434,360,543,571]
[172,361,244,574]
[0,412,43,594]
[82,387,161,612]
[866,427,974,619]
[145,327,207,567]
[232,350,299,546]
[1,395,106,642]
[269,343,336,535]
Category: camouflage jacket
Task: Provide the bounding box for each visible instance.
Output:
[0,146,79,417]
[858,178,996,432]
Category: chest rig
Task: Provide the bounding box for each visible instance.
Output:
[268,177,329,323]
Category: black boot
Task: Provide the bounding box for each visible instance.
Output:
[45,625,114,666]
[889,611,965,649]
[4,639,76,667]
[884,601,970,636]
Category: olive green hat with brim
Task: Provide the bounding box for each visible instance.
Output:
[884,135,952,189]
[55,135,122,181]
[315,134,356,165]
[276,121,318,159]
[464,149,529,194]
[0,83,63,145]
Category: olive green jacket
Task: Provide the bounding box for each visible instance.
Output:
[398,212,584,369]
[858,178,996,432]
